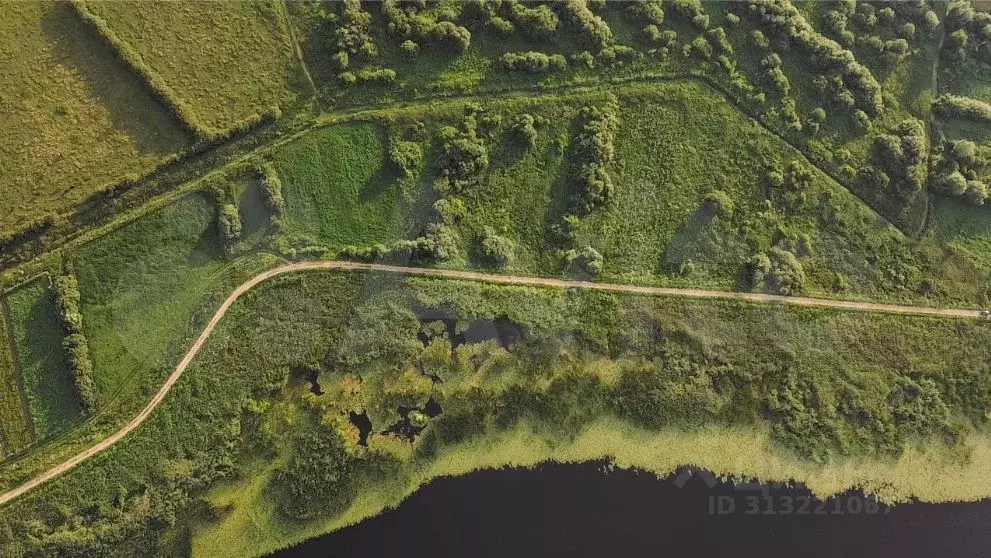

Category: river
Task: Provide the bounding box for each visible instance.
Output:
[273,461,991,557]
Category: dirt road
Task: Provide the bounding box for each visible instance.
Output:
[0,261,982,507]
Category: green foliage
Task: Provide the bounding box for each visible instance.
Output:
[388,138,424,179]
[53,274,98,413]
[217,203,242,256]
[0,309,32,455]
[268,417,357,520]
[479,227,516,269]
[7,282,81,439]
[933,94,991,123]
[563,245,604,278]
[500,51,568,73]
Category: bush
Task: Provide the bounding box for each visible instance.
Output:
[336,0,377,58]
[703,190,735,217]
[217,203,242,255]
[355,68,398,85]
[556,0,613,51]
[512,114,538,148]
[400,39,419,59]
[571,102,620,212]
[932,94,991,123]
[747,247,805,294]
[487,16,515,35]
[509,3,560,39]
[480,227,516,268]
[389,139,423,179]
[563,245,603,278]
[258,164,285,225]
[53,274,99,413]
[500,51,567,73]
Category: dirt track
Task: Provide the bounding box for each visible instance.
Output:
[0,261,982,507]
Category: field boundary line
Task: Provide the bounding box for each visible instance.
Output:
[0,260,983,508]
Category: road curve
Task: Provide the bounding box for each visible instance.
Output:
[0,261,982,507]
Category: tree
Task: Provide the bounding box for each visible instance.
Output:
[703,190,735,217]
[217,203,241,255]
[563,245,603,278]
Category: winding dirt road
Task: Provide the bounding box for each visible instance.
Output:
[0,261,983,507]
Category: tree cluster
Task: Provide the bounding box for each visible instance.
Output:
[933,94,991,123]
[864,118,927,203]
[53,274,99,413]
[479,226,516,268]
[381,0,471,54]
[437,107,490,192]
[571,102,620,213]
[747,0,883,117]
[930,138,991,205]
[258,164,286,228]
[941,1,991,74]
[556,0,614,52]
[268,420,358,520]
[389,138,424,179]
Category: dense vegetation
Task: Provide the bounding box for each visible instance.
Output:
[8,1,991,556]
[2,271,990,556]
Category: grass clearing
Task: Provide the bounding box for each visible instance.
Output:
[0,1,191,234]
[274,123,430,250]
[85,0,306,133]
[5,281,81,441]
[72,192,272,399]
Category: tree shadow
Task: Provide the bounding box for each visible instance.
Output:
[659,207,715,275]
[40,3,193,155]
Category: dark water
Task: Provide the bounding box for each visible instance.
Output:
[273,462,991,558]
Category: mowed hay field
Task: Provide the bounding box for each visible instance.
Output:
[85,0,305,133]
[0,1,191,233]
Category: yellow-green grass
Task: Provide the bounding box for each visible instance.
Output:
[0,1,191,234]
[0,304,32,456]
[5,281,81,441]
[193,420,991,557]
[85,0,305,133]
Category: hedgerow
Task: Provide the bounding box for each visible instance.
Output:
[933,94,991,123]
[69,1,206,140]
[501,51,568,73]
[52,274,98,413]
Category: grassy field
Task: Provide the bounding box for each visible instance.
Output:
[0,304,32,456]
[0,1,191,234]
[72,192,275,399]
[273,123,430,250]
[85,0,306,133]
[5,281,81,441]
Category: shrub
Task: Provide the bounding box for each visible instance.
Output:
[747,247,805,294]
[217,203,242,255]
[556,0,613,51]
[258,164,285,225]
[703,190,735,217]
[336,0,376,58]
[400,40,419,59]
[571,102,620,212]
[500,51,567,73]
[487,16,515,35]
[563,245,603,278]
[356,68,397,85]
[268,422,357,520]
[389,139,424,179]
[511,114,538,148]
[480,227,516,268]
[509,2,560,39]
[932,94,991,123]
